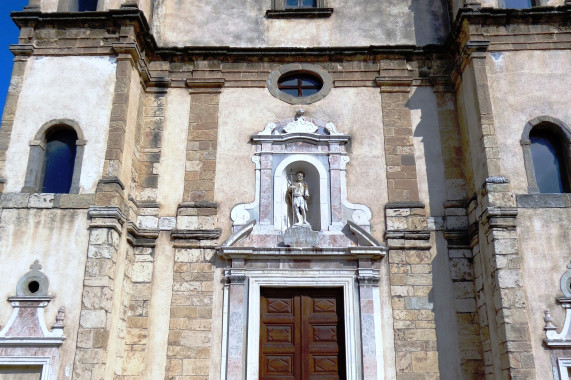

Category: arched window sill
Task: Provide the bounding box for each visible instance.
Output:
[516,193,571,208]
[266,8,333,18]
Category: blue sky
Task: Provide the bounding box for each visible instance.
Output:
[0,0,28,117]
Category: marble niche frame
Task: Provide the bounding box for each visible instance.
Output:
[230,115,372,236]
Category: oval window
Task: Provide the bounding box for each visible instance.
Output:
[278,72,323,98]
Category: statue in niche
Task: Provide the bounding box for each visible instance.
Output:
[288,171,310,226]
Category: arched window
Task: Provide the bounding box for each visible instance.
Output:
[521,117,571,194]
[22,120,85,194]
[41,128,78,193]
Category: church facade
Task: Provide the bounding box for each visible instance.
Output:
[0,0,570,379]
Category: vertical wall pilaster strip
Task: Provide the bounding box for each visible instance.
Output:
[454,37,536,379]
[120,234,157,379]
[385,204,440,380]
[432,76,485,377]
[453,41,501,185]
[184,77,224,202]
[357,275,382,380]
[73,208,125,380]
[224,274,247,380]
[376,61,420,203]
[133,91,166,202]
[165,204,220,380]
[481,205,536,380]
[95,55,134,209]
[0,55,29,192]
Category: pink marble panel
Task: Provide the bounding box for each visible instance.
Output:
[227,284,246,380]
[259,169,273,224]
[6,308,42,337]
[359,285,378,380]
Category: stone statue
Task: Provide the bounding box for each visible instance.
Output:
[288,171,310,226]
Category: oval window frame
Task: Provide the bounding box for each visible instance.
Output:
[267,63,333,105]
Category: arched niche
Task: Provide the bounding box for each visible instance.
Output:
[274,154,329,232]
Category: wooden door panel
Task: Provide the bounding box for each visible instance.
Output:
[260,288,345,380]
[266,325,294,343]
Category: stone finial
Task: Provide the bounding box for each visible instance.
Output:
[544,310,556,330]
[30,259,42,271]
[295,109,304,120]
[16,259,50,297]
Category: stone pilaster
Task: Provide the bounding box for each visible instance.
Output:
[222,269,247,380]
[73,207,125,380]
[452,40,500,186]
[357,270,382,379]
[132,90,167,201]
[165,202,221,380]
[119,224,158,379]
[386,203,439,380]
[184,75,224,202]
[443,201,484,379]
[376,61,420,203]
[0,52,30,192]
[95,41,138,209]
[480,184,535,380]
[454,35,535,379]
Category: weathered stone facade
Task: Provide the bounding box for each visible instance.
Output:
[0,0,570,379]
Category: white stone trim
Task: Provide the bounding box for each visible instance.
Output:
[273,154,330,231]
[0,356,51,380]
[220,281,230,380]
[340,156,372,228]
[558,358,571,380]
[372,285,384,380]
[230,156,261,226]
[244,272,362,380]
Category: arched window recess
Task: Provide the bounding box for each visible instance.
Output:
[22,119,86,194]
[521,116,571,194]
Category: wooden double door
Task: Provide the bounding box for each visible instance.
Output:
[260,288,346,380]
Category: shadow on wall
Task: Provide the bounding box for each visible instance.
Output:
[409,0,450,46]
[408,87,467,379]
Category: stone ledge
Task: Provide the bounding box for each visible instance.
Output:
[0,192,94,209]
[516,193,571,208]
[385,201,425,209]
[265,8,334,18]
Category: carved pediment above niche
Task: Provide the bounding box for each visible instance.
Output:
[229,113,378,249]
[258,115,342,137]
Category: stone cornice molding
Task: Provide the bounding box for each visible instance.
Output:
[451,39,490,89]
[171,229,222,240]
[9,44,35,56]
[453,4,571,35]
[185,78,225,94]
[88,206,126,233]
[374,76,413,93]
[480,206,518,230]
[126,221,159,247]
[217,246,386,260]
